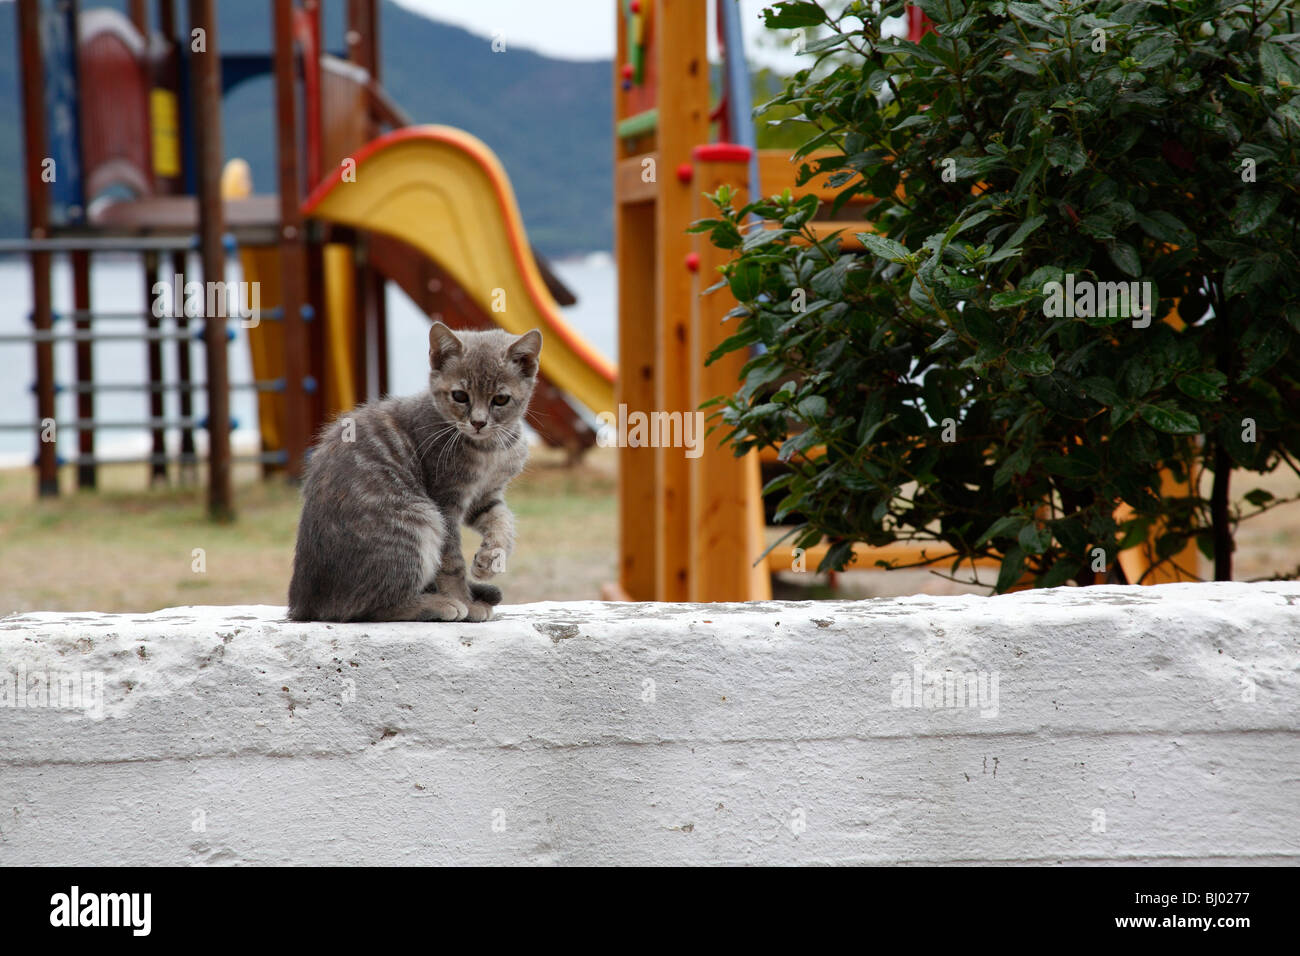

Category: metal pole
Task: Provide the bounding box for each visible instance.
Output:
[188,0,233,519]
[18,0,58,497]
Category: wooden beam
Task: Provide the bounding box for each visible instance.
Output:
[759,442,826,464]
[170,249,197,481]
[807,221,876,249]
[71,250,95,489]
[129,0,148,32]
[156,0,176,38]
[616,152,660,205]
[689,146,770,601]
[765,541,1005,574]
[189,0,233,518]
[348,0,387,403]
[347,0,379,83]
[612,1,659,600]
[652,0,709,602]
[17,0,58,497]
[273,0,310,479]
[143,250,168,485]
[614,206,658,596]
[757,149,846,203]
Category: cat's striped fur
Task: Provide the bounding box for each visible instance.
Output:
[288,322,540,622]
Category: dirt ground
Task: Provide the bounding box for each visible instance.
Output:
[0,445,616,614]
[0,445,1295,614]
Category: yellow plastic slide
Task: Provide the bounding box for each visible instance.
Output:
[223,160,359,452]
[302,125,616,414]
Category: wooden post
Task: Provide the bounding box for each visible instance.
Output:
[170,250,197,480]
[613,1,657,600]
[274,0,311,477]
[373,264,389,398]
[306,238,328,427]
[18,0,58,497]
[156,0,176,41]
[348,0,387,400]
[689,145,771,601]
[188,0,233,519]
[347,0,379,82]
[354,236,381,402]
[151,0,184,196]
[652,0,710,600]
[143,251,169,484]
[71,250,95,489]
[156,2,193,480]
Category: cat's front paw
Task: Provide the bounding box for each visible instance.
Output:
[425,596,469,622]
[472,545,508,579]
[464,600,495,623]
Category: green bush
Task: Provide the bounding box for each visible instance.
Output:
[697,0,1300,589]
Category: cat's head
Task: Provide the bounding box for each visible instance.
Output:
[427,322,541,443]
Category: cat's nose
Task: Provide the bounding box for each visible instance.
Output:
[471,419,487,431]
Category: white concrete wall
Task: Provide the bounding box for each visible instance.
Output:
[0,581,1297,865]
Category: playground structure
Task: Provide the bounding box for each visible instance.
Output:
[7,0,1204,600]
[609,0,1203,600]
[8,0,610,519]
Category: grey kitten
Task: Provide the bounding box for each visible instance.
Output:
[288,322,541,622]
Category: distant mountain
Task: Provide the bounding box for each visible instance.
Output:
[0,0,613,255]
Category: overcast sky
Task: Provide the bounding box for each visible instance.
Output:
[390,0,822,72]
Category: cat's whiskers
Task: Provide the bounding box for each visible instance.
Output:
[412,422,460,462]
[434,428,463,477]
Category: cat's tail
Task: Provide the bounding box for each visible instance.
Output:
[469,581,503,606]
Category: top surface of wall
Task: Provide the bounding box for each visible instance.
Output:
[1,582,1297,865]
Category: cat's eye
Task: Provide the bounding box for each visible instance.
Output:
[491,394,511,407]
[450,390,469,403]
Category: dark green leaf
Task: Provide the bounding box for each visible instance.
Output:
[1018,523,1052,555]
[1139,404,1200,434]
[1008,350,1055,376]
[1231,191,1282,236]
[995,546,1027,593]
[857,233,911,261]
[761,2,826,29]
[1108,241,1142,278]
[1175,370,1227,402]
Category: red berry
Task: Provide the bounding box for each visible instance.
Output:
[621,63,634,79]
[631,0,641,12]
[685,252,700,272]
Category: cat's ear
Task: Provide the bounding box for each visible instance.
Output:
[507,329,542,378]
[428,321,463,371]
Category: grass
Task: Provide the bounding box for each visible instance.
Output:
[0,446,617,615]
[0,444,1295,614]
